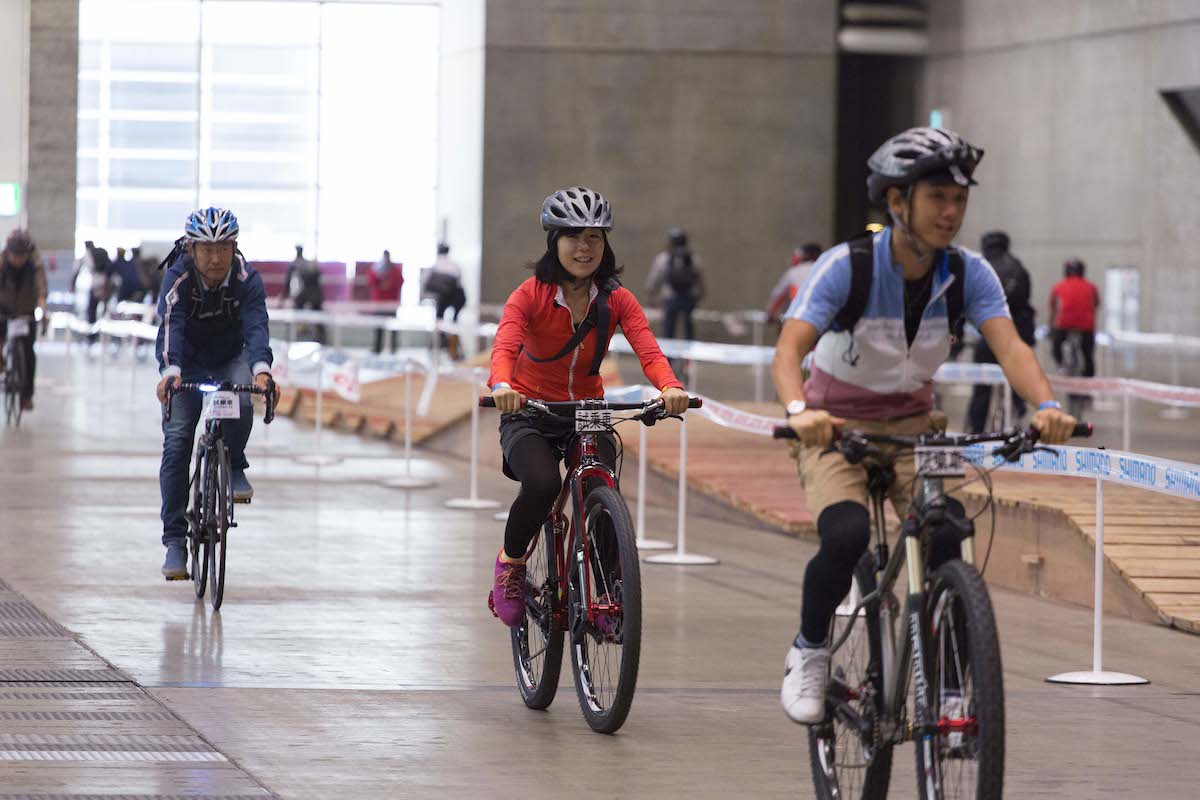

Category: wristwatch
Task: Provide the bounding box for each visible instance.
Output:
[786,400,808,417]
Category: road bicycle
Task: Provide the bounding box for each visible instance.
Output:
[164,378,276,610]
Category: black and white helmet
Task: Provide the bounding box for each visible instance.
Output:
[540,187,614,231]
[866,127,984,205]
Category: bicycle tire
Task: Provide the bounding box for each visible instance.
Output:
[3,359,15,426]
[913,559,1004,800]
[193,447,214,598]
[808,554,895,800]
[208,441,231,610]
[10,344,25,428]
[510,518,565,710]
[569,486,641,734]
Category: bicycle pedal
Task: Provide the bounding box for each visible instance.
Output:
[163,575,188,582]
[234,497,251,505]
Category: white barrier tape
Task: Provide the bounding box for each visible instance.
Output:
[956,444,1200,503]
[691,396,779,436]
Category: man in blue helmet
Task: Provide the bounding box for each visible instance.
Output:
[154,207,275,580]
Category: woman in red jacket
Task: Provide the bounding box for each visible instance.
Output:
[488,187,688,626]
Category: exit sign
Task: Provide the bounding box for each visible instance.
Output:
[0,183,18,216]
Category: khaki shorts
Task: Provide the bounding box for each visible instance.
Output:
[791,413,948,521]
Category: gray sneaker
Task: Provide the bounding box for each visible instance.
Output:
[161,542,188,580]
[231,468,253,503]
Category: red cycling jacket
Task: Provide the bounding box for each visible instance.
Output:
[490,277,682,401]
[1049,277,1099,331]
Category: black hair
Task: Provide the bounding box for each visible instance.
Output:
[527,228,624,286]
[801,242,823,260]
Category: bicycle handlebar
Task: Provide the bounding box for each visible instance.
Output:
[163,378,277,424]
[771,421,1092,443]
[479,396,702,412]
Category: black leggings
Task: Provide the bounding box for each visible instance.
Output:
[800,498,966,645]
[503,433,617,560]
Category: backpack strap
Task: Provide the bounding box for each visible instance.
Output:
[831,233,875,333]
[944,248,966,342]
[524,278,619,376]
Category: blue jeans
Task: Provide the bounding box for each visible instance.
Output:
[160,357,253,545]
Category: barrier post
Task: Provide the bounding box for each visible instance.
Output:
[1122,387,1132,453]
[383,358,436,490]
[752,316,765,404]
[445,366,500,510]
[645,416,719,566]
[634,419,672,551]
[1047,477,1148,685]
[294,349,344,467]
[1160,340,1188,420]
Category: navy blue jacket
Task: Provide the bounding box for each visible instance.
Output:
[155,253,273,378]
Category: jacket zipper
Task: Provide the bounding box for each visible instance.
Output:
[567,346,580,400]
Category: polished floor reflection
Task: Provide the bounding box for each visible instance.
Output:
[0,346,1197,799]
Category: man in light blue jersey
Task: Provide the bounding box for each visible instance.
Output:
[772,127,1076,725]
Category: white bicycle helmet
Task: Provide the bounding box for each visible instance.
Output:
[866,127,983,205]
[540,187,614,231]
[184,207,239,242]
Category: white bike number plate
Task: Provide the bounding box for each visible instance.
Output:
[6,318,29,337]
[575,409,613,432]
[204,391,241,420]
[915,447,966,478]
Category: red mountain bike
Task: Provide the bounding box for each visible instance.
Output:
[480,395,700,733]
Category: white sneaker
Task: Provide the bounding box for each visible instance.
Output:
[781,644,830,724]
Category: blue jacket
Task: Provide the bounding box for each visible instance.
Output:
[155,253,273,379]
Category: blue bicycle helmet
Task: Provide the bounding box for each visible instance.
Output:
[184,207,239,242]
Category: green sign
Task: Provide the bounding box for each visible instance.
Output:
[0,183,18,216]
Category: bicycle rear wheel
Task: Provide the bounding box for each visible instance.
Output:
[569,486,641,734]
[913,559,1004,800]
[510,518,565,710]
[208,441,231,610]
[809,554,894,800]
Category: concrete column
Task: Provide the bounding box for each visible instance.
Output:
[0,0,29,241]
[27,0,78,253]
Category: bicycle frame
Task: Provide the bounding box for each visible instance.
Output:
[537,431,618,635]
[833,471,975,750]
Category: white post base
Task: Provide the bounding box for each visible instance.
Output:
[445,497,501,510]
[1046,670,1149,685]
[644,552,719,566]
[383,476,436,490]
[493,510,509,521]
[635,537,674,551]
[1158,407,1188,421]
[294,453,345,467]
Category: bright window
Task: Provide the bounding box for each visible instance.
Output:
[78,0,439,302]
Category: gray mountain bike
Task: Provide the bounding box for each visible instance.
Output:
[775,421,1092,799]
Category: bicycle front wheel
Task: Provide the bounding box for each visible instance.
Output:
[913,559,1004,800]
[191,453,211,598]
[569,486,641,734]
[510,518,565,710]
[10,345,25,427]
[208,442,231,610]
[809,554,894,800]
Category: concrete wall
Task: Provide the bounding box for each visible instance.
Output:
[27,0,77,254]
[437,0,486,332]
[479,0,839,312]
[0,0,28,243]
[921,1,1200,336]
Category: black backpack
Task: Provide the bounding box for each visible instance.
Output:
[522,278,620,377]
[832,232,966,342]
[666,250,696,296]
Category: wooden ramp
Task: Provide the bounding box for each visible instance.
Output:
[628,404,1200,634]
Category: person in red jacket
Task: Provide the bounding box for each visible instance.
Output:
[487,187,688,626]
[367,250,403,354]
[1048,258,1101,377]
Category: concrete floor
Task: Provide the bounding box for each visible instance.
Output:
[1,345,1198,799]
